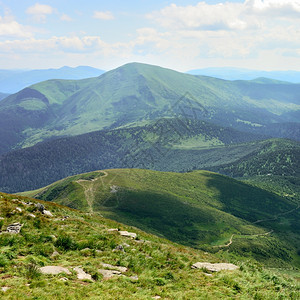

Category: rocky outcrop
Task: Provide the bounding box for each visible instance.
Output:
[39,266,71,275]
[73,267,93,281]
[191,262,239,272]
[119,231,137,239]
[6,222,23,234]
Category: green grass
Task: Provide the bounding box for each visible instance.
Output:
[0,192,299,299]
[21,168,300,269]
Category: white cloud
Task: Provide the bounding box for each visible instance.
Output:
[26,3,54,22]
[93,11,114,20]
[0,15,33,38]
[60,14,72,22]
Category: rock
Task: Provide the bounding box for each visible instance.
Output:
[73,267,93,281]
[60,277,68,282]
[122,243,130,248]
[15,207,22,213]
[101,263,128,273]
[27,213,36,218]
[98,269,122,279]
[129,275,139,281]
[119,231,137,239]
[152,296,161,299]
[110,185,118,193]
[43,210,53,217]
[191,262,239,272]
[6,223,22,234]
[51,251,60,258]
[35,203,45,212]
[114,245,124,252]
[107,228,118,232]
[39,266,71,275]
[1,287,9,292]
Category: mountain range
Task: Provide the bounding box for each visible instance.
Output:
[0,62,299,156]
[0,66,105,94]
[187,67,300,83]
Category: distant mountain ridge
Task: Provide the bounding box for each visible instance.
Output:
[0,62,299,155]
[187,67,300,83]
[0,66,105,93]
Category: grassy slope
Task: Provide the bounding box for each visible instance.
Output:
[22,169,300,268]
[1,193,299,299]
[0,62,299,154]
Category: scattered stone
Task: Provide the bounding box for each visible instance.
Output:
[73,267,93,281]
[114,245,125,252]
[0,217,4,220]
[122,243,130,248]
[51,251,60,258]
[61,216,69,221]
[191,262,239,272]
[27,213,36,218]
[43,210,53,217]
[20,201,27,206]
[107,228,118,232]
[101,263,128,273]
[204,273,213,277]
[60,277,68,282]
[15,207,22,213]
[35,203,45,212]
[98,269,122,279]
[119,231,137,239]
[39,266,71,275]
[152,296,161,299]
[1,287,9,292]
[129,275,139,281]
[11,199,18,202]
[6,223,22,234]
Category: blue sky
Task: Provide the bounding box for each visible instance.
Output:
[0,0,299,71]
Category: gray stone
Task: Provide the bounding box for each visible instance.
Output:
[51,251,60,258]
[73,267,93,281]
[6,222,22,234]
[98,269,122,279]
[191,262,238,272]
[1,287,9,292]
[27,213,36,218]
[119,230,137,239]
[39,266,71,275]
[114,245,124,252]
[15,207,22,213]
[60,277,68,282]
[101,263,128,273]
[43,210,53,217]
[129,275,139,281]
[35,203,45,212]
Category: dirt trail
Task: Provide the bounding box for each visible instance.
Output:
[214,230,274,248]
[75,171,109,213]
[253,204,300,224]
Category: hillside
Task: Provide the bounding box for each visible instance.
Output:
[22,169,300,269]
[0,66,105,94]
[0,118,267,193]
[1,193,299,299]
[0,62,299,154]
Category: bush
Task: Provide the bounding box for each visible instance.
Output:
[55,235,78,251]
[0,253,9,267]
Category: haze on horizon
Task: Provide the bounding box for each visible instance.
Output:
[0,0,299,72]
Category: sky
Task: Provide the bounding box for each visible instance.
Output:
[0,0,299,71]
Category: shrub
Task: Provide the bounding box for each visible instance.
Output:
[0,253,9,267]
[55,235,78,251]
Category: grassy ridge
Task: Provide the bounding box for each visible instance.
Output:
[22,169,300,268]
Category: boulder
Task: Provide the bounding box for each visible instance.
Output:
[39,266,71,275]
[98,269,122,279]
[43,210,53,217]
[27,213,36,218]
[101,263,128,273]
[15,207,22,213]
[6,223,22,234]
[73,267,93,281]
[191,262,238,272]
[119,231,137,239]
